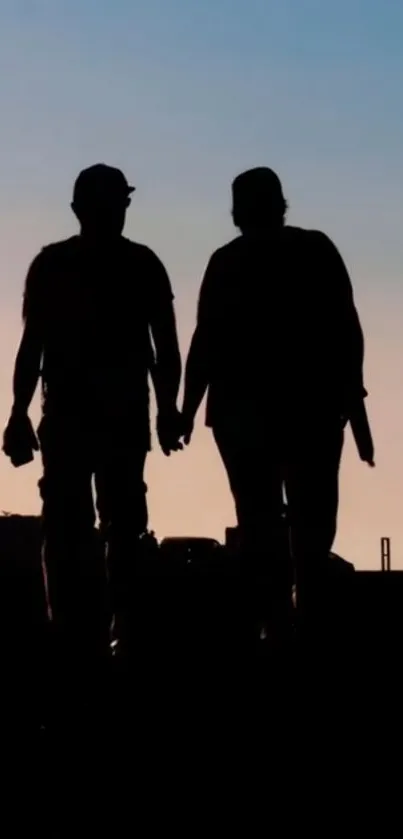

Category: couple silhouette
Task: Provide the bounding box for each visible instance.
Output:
[2,162,373,652]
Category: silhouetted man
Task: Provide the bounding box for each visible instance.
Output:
[3,163,182,658]
[181,167,371,625]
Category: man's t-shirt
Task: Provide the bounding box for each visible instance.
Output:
[194,226,365,428]
[23,235,174,444]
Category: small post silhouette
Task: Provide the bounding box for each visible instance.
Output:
[381,537,391,572]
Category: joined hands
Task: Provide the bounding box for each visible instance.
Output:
[156,408,195,455]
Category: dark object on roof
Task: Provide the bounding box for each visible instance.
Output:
[328,552,355,573]
[160,537,222,558]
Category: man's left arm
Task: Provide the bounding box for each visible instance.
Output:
[315,231,366,406]
[3,251,45,465]
[147,251,182,454]
[181,252,220,441]
[314,232,374,465]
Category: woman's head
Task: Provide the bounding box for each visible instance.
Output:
[231,167,288,233]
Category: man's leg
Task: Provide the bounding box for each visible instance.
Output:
[213,424,291,625]
[285,420,344,619]
[95,444,148,645]
[38,417,109,658]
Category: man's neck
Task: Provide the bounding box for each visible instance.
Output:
[240,223,284,239]
[79,228,123,246]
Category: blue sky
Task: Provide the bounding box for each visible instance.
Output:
[0,0,402,566]
[1,1,402,294]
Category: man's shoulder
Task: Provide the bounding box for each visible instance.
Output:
[285,226,334,247]
[207,236,244,265]
[23,238,78,316]
[306,228,334,246]
[37,236,81,266]
[121,237,162,265]
[210,229,331,254]
[284,227,340,264]
[25,238,80,295]
[122,238,173,300]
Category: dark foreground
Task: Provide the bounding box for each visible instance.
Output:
[1,556,400,835]
[1,556,402,737]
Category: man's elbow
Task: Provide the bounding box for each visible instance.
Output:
[155,340,181,383]
[185,330,210,383]
[16,326,42,367]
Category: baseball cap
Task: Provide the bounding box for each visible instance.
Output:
[232,167,285,206]
[73,163,135,204]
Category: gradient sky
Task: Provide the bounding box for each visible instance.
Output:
[0,0,402,568]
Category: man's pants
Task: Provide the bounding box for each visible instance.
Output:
[38,415,148,651]
[213,419,344,615]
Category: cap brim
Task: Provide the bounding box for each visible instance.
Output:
[127,185,136,194]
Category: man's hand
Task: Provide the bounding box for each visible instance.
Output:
[181,413,195,446]
[3,410,39,467]
[348,398,375,468]
[156,408,183,457]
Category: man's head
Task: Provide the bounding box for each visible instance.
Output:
[231,167,287,233]
[71,163,135,238]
